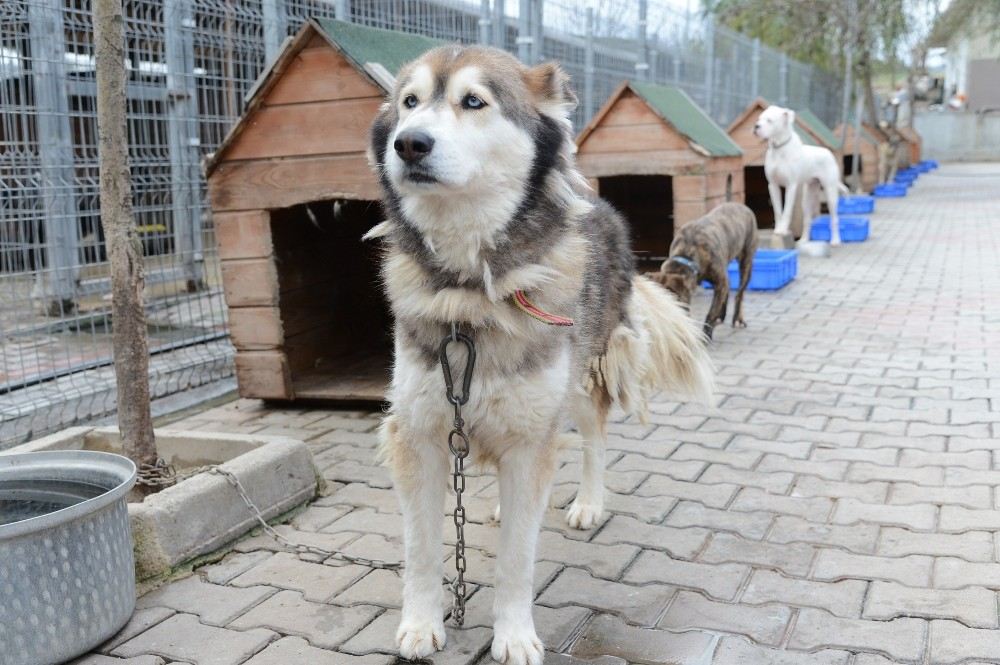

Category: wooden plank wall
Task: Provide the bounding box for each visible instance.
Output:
[209,41,390,399]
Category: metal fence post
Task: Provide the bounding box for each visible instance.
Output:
[703,15,714,115]
[262,0,288,62]
[517,0,532,63]
[751,37,760,99]
[532,0,544,64]
[584,7,595,118]
[779,52,789,106]
[479,0,492,45]
[636,0,649,81]
[164,0,204,291]
[27,0,79,315]
[335,0,349,21]
[492,0,506,48]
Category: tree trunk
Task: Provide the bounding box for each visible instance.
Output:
[858,50,880,126]
[94,0,158,475]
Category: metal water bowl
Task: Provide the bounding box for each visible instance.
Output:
[0,451,137,665]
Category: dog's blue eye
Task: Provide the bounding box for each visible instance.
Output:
[462,94,485,110]
[403,94,418,109]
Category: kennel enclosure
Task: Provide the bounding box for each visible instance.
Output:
[835,122,882,193]
[205,19,440,401]
[575,81,744,267]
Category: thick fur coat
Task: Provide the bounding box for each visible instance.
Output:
[366,45,714,665]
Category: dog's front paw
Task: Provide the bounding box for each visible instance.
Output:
[733,318,747,328]
[492,623,544,665]
[396,616,446,660]
[565,500,604,530]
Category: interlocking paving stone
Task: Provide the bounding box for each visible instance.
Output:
[243,636,392,664]
[729,487,833,521]
[591,514,709,559]
[741,569,866,618]
[709,636,851,664]
[658,590,791,645]
[699,533,815,577]
[71,656,165,665]
[570,614,717,664]
[464,587,592,651]
[537,567,674,626]
[98,607,176,653]
[135,575,273,626]
[634,476,739,508]
[934,558,1000,590]
[624,551,749,601]
[230,552,368,602]
[229,590,380,649]
[792,476,889,503]
[929,619,1000,664]
[812,550,933,586]
[112,614,276,665]
[788,609,926,662]
[864,581,997,628]
[767,515,880,554]
[887,482,992,509]
[831,498,936,530]
[664,501,773,539]
[877,527,994,561]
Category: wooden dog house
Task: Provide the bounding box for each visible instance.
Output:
[575,81,744,267]
[898,126,922,164]
[727,98,840,231]
[835,122,881,193]
[205,19,441,401]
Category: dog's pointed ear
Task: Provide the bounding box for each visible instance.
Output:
[784,109,796,128]
[524,61,577,118]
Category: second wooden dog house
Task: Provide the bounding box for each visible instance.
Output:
[205,19,441,401]
[576,81,744,266]
[727,98,837,231]
[836,122,881,193]
[898,126,923,164]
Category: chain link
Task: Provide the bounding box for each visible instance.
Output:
[439,322,475,627]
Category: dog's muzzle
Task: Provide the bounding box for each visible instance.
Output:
[394,130,435,164]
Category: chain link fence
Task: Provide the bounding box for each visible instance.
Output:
[0,0,841,449]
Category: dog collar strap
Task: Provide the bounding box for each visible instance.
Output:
[513,290,575,327]
[770,135,792,150]
[668,256,700,274]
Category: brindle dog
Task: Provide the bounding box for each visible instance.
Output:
[650,202,758,340]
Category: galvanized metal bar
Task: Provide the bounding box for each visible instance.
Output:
[479,0,492,45]
[779,52,789,106]
[703,15,715,115]
[492,0,506,48]
[531,0,543,64]
[262,0,288,62]
[751,37,761,99]
[164,0,204,290]
[584,7,594,117]
[336,0,349,20]
[635,0,649,81]
[517,0,532,63]
[27,0,80,315]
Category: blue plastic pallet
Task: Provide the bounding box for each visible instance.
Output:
[874,183,907,197]
[809,215,869,243]
[838,195,875,214]
[704,249,798,292]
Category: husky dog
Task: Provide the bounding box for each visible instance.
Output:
[366,45,714,665]
[754,105,848,246]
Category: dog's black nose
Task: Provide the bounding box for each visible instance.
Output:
[394,130,435,163]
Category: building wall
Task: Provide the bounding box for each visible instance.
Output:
[914,111,1000,162]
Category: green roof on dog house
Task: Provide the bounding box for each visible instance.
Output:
[205,19,443,402]
[575,81,745,265]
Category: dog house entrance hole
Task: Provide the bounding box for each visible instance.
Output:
[744,166,774,229]
[270,200,391,401]
[598,175,673,267]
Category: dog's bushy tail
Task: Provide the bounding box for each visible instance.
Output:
[597,275,715,422]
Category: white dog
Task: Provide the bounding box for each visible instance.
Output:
[366,46,714,665]
[754,105,847,246]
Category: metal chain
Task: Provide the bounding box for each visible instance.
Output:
[439,322,475,627]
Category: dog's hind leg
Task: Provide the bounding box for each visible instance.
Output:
[381,418,449,660]
[566,388,611,530]
[493,440,558,665]
[733,240,755,328]
[824,179,842,246]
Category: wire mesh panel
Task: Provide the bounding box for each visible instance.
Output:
[0,0,841,449]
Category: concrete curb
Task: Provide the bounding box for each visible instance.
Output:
[4,427,320,581]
